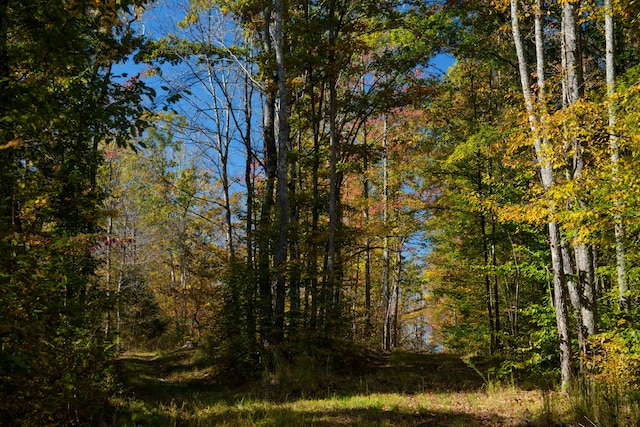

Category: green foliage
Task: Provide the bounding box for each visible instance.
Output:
[1,236,117,425]
[0,0,154,424]
[507,303,560,381]
[206,262,259,381]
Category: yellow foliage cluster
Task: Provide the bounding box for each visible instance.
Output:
[585,336,640,404]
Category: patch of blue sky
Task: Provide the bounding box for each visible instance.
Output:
[114,0,456,245]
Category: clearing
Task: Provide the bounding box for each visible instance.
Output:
[111,349,566,426]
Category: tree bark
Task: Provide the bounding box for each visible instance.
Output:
[258,78,277,346]
[561,0,596,342]
[288,132,300,330]
[381,115,392,350]
[308,66,323,333]
[243,62,257,353]
[272,0,289,345]
[326,0,339,332]
[363,113,372,336]
[605,0,628,311]
[510,0,573,390]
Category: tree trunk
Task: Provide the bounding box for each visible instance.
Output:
[392,243,402,348]
[221,154,234,259]
[288,135,300,330]
[242,68,257,353]
[257,21,277,344]
[549,221,574,390]
[491,215,500,352]
[510,0,573,390]
[117,227,127,345]
[605,0,628,311]
[381,115,392,350]
[244,71,254,269]
[326,0,339,332]
[308,77,323,333]
[272,0,289,345]
[561,0,596,343]
[363,119,372,336]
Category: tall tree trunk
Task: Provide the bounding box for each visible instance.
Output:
[605,0,628,311]
[221,155,235,259]
[561,239,587,355]
[491,223,500,351]
[180,243,188,329]
[243,68,257,353]
[548,221,574,390]
[288,116,301,331]
[326,0,339,332]
[168,248,180,332]
[257,83,276,345]
[244,71,254,269]
[308,76,323,333]
[381,115,392,350]
[272,0,289,345]
[363,116,372,337]
[489,166,500,352]
[392,243,402,348]
[562,0,596,344]
[105,208,114,335]
[510,0,573,390]
[257,12,278,344]
[117,225,127,345]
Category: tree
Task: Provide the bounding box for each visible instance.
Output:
[605,0,628,311]
[508,0,573,389]
[0,0,154,423]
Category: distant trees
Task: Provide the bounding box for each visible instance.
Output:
[133,0,445,363]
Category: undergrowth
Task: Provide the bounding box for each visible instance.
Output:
[111,348,576,426]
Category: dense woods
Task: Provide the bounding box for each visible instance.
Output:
[3,0,640,425]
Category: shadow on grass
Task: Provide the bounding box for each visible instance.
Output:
[114,350,226,403]
[350,352,489,393]
[116,351,520,401]
[112,351,546,426]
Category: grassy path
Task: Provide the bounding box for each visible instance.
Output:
[111,350,562,426]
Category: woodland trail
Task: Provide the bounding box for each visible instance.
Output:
[112,350,556,426]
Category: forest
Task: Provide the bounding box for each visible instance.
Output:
[2,0,640,425]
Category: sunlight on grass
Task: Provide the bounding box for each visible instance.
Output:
[114,388,557,426]
[113,351,569,426]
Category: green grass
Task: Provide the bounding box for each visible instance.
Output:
[109,349,568,426]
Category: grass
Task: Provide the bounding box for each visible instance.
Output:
[109,349,569,426]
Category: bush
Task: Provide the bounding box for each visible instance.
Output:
[570,329,640,426]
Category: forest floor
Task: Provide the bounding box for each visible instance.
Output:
[110,349,570,426]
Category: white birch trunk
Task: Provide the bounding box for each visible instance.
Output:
[510,0,573,390]
[382,115,391,350]
[605,0,628,310]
